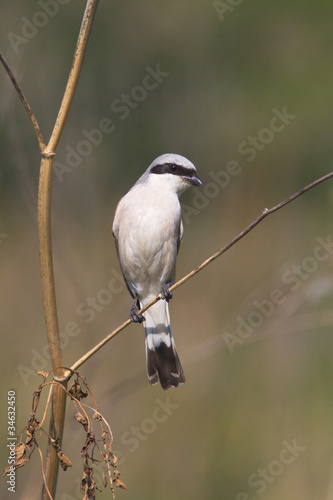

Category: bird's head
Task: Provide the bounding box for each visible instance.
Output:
[147,153,202,195]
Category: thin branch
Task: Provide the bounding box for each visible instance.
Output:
[69,170,333,374]
[0,52,46,150]
[38,385,54,429]
[48,0,100,152]
[168,170,333,294]
[70,318,132,373]
[37,444,53,500]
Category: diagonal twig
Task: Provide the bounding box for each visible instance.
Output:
[0,52,46,150]
[69,170,333,374]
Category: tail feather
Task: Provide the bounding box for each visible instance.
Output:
[143,300,185,390]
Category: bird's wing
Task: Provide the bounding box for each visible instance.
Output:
[112,217,136,299]
[177,219,184,253]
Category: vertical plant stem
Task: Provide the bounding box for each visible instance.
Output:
[38,155,63,377]
[38,1,100,498]
[39,154,67,500]
[41,384,68,500]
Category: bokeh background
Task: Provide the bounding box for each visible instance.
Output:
[1,1,333,499]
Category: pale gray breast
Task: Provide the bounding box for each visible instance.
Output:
[116,185,181,296]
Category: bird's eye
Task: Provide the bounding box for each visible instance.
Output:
[169,164,177,173]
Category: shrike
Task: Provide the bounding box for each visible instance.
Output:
[112,154,202,390]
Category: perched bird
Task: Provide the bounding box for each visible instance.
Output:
[112,154,202,389]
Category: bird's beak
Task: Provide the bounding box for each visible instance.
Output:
[186,174,203,187]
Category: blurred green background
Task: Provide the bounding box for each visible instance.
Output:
[1,1,333,499]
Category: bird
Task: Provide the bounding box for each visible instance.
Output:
[112,153,202,390]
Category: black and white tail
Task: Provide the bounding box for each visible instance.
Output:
[143,299,185,390]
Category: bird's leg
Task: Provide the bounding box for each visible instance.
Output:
[161,281,173,302]
[130,298,145,323]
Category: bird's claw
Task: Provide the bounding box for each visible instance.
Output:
[161,282,173,302]
[131,302,145,323]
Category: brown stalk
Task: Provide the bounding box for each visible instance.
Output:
[39,2,100,497]
[2,1,100,498]
[0,52,45,150]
